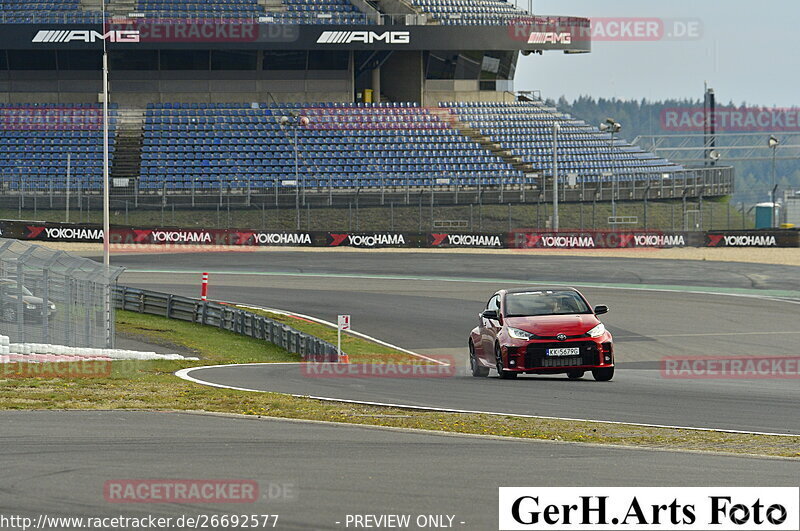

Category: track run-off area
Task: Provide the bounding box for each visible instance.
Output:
[111,250,800,436]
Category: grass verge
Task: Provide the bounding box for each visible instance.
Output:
[1,310,798,458]
[237,306,429,364]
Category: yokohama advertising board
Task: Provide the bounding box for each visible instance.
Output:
[510,231,701,249]
[326,232,415,248]
[0,221,315,246]
[427,233,506,248]
[705,231,799,247]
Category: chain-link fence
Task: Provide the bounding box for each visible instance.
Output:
[0,239,123,348]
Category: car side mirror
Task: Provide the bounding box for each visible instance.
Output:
[594,305,609,315]
[482,310,498,320]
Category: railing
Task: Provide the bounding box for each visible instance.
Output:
[114,286,340,361]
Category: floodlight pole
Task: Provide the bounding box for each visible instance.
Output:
[552,123,559,231]
[610,129,616,218]
[294,124,300,231]
[65,153,71,222]
[101,0,112,347]
[771,141,777,228]
[101,0,110,269]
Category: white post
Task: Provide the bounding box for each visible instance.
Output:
[337,314,350,362]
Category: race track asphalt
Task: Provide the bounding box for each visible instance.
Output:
[3,411,799,530]
[6,250,799,529]
[106,251,800,435]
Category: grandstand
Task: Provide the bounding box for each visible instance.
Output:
[0,0,732,209]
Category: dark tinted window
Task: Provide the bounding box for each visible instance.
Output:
[0,51,8,70]
[160,50,209,70]
[211,50,258,70]
[263,51,307,70]
[109,50,158,70]
[454,52,482,79]
[426,51,456,79]
[7,50,56,70]
[308,51,348,70]
[57,50,102,70]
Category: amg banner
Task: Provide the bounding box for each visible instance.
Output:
[509,231,704,249]
[0,21,592,52]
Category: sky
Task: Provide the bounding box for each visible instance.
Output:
[512,0,800,107]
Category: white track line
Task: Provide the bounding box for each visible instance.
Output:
[174,363,800,438]
[227,301,448,366]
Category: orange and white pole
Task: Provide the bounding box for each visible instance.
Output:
[201,272,209,301]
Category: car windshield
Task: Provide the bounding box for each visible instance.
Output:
[0,280,33,296]
[505,290,591,316]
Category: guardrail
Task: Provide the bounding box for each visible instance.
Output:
[114,286,340,361]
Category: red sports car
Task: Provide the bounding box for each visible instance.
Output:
[468,287,614,381]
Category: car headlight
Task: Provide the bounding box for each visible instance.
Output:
[49,303,56,310]
[507,327,534,340]
[25,303,35,310]
[587,323,606,338]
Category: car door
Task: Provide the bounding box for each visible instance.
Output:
[480,294,502,362]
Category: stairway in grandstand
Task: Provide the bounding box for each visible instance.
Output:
[110,108,145,194]
[429,107,537,179]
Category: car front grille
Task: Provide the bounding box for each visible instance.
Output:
[525,341,599,368]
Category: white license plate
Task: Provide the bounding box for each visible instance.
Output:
[546,347,580,357]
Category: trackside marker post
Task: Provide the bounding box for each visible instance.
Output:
[201,272,209,301]
[337,315,350,363]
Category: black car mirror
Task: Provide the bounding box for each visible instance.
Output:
[482,310,498,320]
[594,305,609,315]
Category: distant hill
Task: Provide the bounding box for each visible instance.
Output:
[547,96,800,205]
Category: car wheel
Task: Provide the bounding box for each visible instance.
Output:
[3,306,16,323]
[566,370,585,380]
[495,344,517,379]
[592,367,614,382]
[469,341,489,377]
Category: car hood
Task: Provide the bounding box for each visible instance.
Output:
[505,314,600,336]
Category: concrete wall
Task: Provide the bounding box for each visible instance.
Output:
[423,85,518,106]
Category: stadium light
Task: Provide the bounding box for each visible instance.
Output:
[600,118,622,218]
[281,113,309,230]
[101,0,111,347]
[768,136,780,227]
[552,122,560,230]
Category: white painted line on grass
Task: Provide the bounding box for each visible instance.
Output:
[227,301,448,366]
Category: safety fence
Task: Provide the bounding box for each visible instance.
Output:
[2,220,798,248]
[114,285,340,361]
[0,238,122,348]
